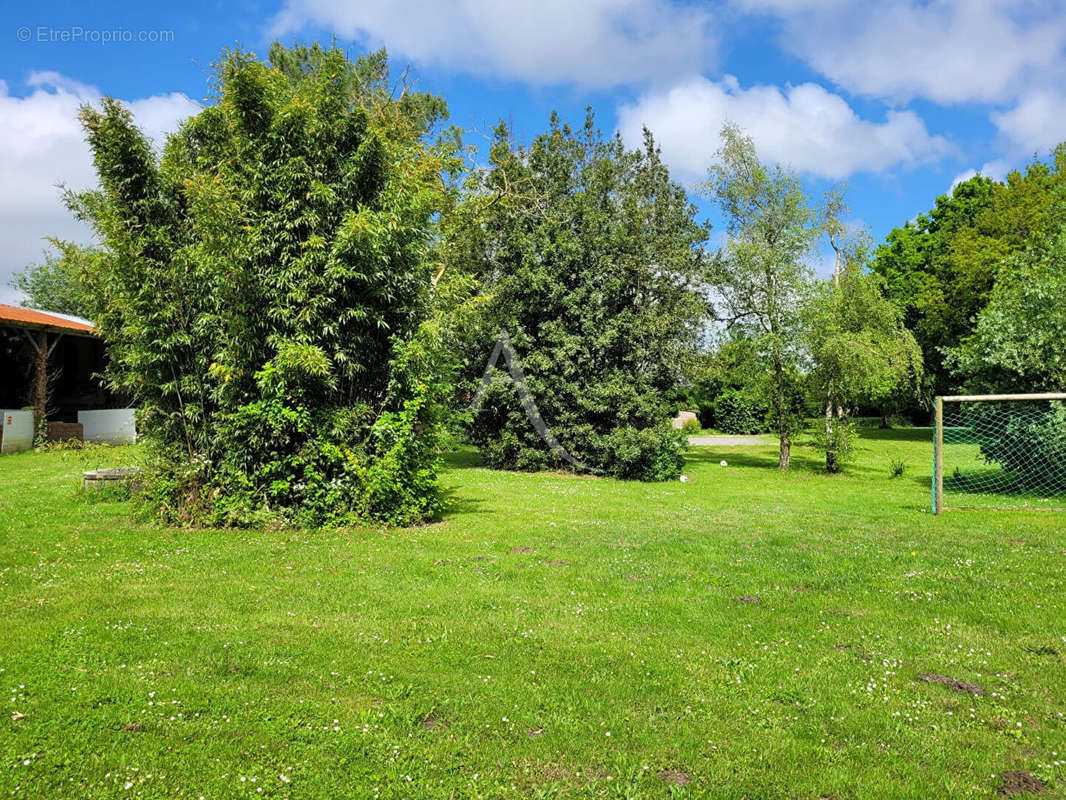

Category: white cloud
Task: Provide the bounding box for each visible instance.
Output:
[735,0,1066,105]
[991,90,1066,154]
[0,73,199,305]
[949,160,1010,192]
[270,0,713,88]
[616,75,954,183]
[950,169,978,191]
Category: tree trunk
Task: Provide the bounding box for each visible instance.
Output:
[33,331,48,429]
[824,394,836,473]
[773,354,790,470]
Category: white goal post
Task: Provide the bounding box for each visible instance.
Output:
[933,392,1066,514]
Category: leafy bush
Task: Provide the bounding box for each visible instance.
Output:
[685,336,771,433]
[680,416,702,434]
[451,113,708,481]
[598,425,688,481]
[71,45,457,527]
[968,401,1066,492]
[713,390,768,434]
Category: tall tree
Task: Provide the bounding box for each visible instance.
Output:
[872,175,995,397]
[948,223,1066,393]
[267,41,449,138]
[702,124,821,470]
[874,147,1066,395]
[449,111,709,480]
[68,45,458,525]
[806,244,923,472]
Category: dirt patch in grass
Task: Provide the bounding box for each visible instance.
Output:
[512,547,535,554]
[917,673,986,696]
[836,643,873,663]
[658,770,692,786]
[419,712,447,731]
[998,770,1045,795]
[733,595,762,604]
[546,560,570,566]
[528,727,545,738]
[513,758,611,791]
[122,722,142,732]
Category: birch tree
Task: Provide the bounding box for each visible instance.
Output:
[806,239,923,472]
[703,124,820,470]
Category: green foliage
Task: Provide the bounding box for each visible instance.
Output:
[806,253,923,472]
[874,148,1066,394]
[702,124,821,468]
[451,111,708,481]
[948,225,1066,393]
[600,424,688,481]
[267,41,449,137]
[680,416,701,434]
[712,390,768,435]
[950,401,1066,494]
[9,239,102,319]
[69,45,458,526]
[683,336,769,431]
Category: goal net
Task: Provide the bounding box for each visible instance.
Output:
[933,393,1066,513]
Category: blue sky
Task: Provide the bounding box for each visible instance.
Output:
[3,0,1065,302]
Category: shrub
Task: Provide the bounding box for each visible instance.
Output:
[681,416,702,434]
[713,390,768,434]
[451,113,708,481]
[598,425,688,481]
[71,45,457,527]
[968,401,1066,492]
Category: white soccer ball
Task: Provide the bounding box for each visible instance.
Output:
[679,475,689,482]
[720,460,728,467]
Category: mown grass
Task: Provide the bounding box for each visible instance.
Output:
[1,431,1065,798]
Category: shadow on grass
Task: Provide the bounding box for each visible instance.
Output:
[939,469,1066,503]
[435,484,490,520]
[441,446,484,470]
[685,429,930,483]
[855,426,931,443]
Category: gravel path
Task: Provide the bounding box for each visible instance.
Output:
[687,435,771,446]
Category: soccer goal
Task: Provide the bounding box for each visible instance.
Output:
[932,393,1066,513]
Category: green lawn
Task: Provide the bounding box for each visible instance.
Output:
[2,431,1065,798]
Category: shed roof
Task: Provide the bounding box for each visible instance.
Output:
[0,304,98,337]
